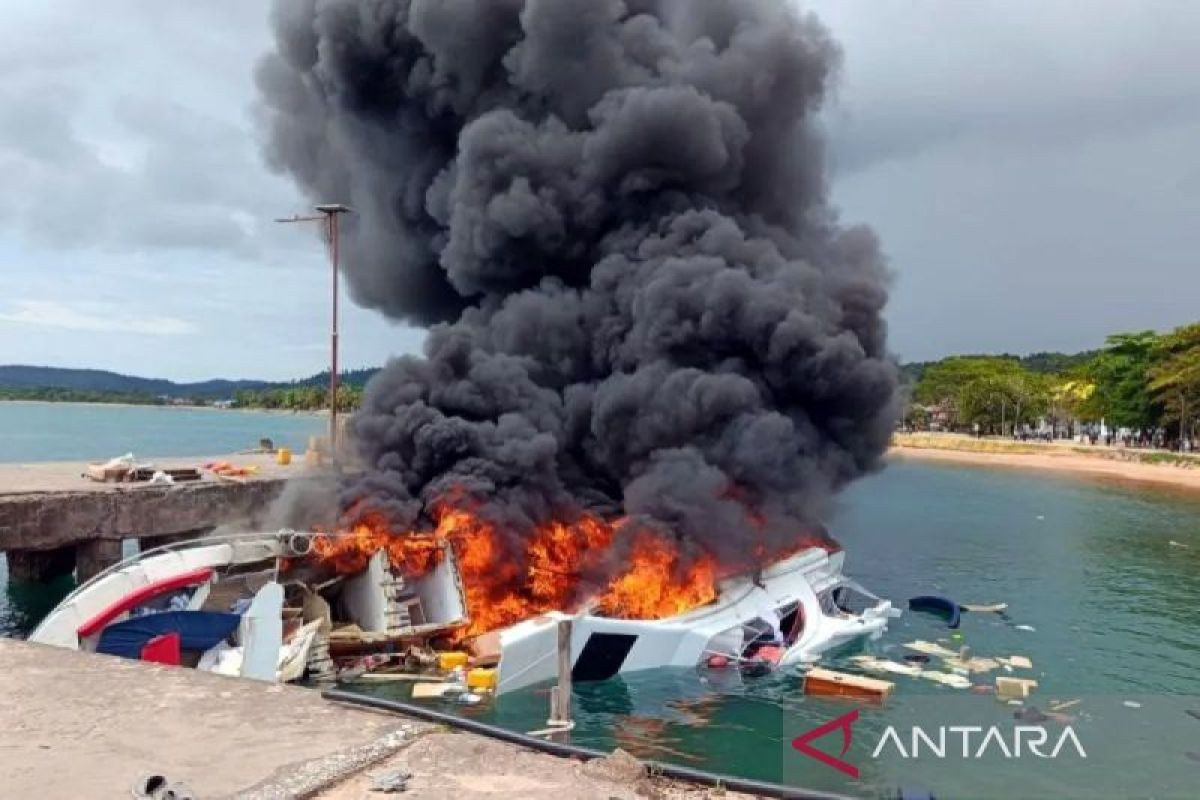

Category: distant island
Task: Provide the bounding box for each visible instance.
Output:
[0,365,379,412]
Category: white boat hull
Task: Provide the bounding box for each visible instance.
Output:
[496,547,893,693]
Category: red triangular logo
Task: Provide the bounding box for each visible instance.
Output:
[791,709,859,778]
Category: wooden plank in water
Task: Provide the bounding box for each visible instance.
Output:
[804,667,894,702]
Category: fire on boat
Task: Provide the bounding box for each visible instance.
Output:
[29,521,895,693]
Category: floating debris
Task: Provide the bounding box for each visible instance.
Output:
[851,655,922,677]
[921,671,973,689]
[804,667,895,701]
[850,655,973,689]
[961,602,1008,613]
[411,683,456,700]
[904,640,958,659]
[1050,699,1081,712]
[996,677,1038,700]
[997,655,1034,670]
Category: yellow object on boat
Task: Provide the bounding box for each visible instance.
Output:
[276,447,292,465]
[466,668,497,691]
[438,651,469,670]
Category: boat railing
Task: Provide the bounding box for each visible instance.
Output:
[52,529,364,613]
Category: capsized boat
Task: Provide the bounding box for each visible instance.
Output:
[28,530,895,693]
[492,546,896,693]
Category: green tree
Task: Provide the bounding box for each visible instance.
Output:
[1082,331,1160,430]
[957,372,1049,435]
[914,356,1027,431]
[1148,324,1200,446]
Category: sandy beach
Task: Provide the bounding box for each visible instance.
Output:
[891,434,1200,493]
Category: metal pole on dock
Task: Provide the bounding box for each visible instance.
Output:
[548,618,573,732]
[276,203,351,462]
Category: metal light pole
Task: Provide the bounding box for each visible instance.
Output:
[276,204,351,460]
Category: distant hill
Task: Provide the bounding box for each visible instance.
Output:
[289,368,380,389]
[0,365,381,400]
[899,350,1099,386]
[8,354,1102,399]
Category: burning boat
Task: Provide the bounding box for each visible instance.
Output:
[28,525,893,694]
[493,544,894,693]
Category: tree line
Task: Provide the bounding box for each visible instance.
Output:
[232,383,362,412]
[0,382,365,411]
[0,387,168,405]
[905,322,1200,448]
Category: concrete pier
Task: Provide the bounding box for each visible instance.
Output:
[0,638,745,799]
[0,453,313,582]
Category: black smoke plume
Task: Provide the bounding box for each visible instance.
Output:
[257,0,900,574]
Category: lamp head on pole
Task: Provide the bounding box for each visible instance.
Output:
[315,203,351,215]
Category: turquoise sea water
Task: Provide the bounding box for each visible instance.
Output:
[0,401,324,462]
[3,452,1199,797]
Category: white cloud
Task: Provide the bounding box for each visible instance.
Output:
[0,300,195,336]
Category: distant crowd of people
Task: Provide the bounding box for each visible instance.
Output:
[959,421,1195,453]
[1074,426,1193,452]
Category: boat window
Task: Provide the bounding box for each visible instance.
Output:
[778,601,804,644]
[699,625,744,665]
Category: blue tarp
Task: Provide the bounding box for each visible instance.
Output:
[96,611,241,659]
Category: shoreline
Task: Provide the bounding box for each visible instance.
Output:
[0,398,326,417]
[891,437,1200,493]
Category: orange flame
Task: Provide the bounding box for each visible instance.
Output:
[595,534,717,619]
[312,494,831,637]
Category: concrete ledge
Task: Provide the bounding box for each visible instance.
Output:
[0,638,422,799]
[0,478,288,551]
[0,453,330,580]
[0,639,748,800]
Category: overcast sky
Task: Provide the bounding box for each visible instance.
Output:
[0,1,1196,380]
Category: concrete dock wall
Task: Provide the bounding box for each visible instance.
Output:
[0,453,310,581]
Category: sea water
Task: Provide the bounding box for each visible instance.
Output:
[350,461,1200,798]
[0,401,324,463]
